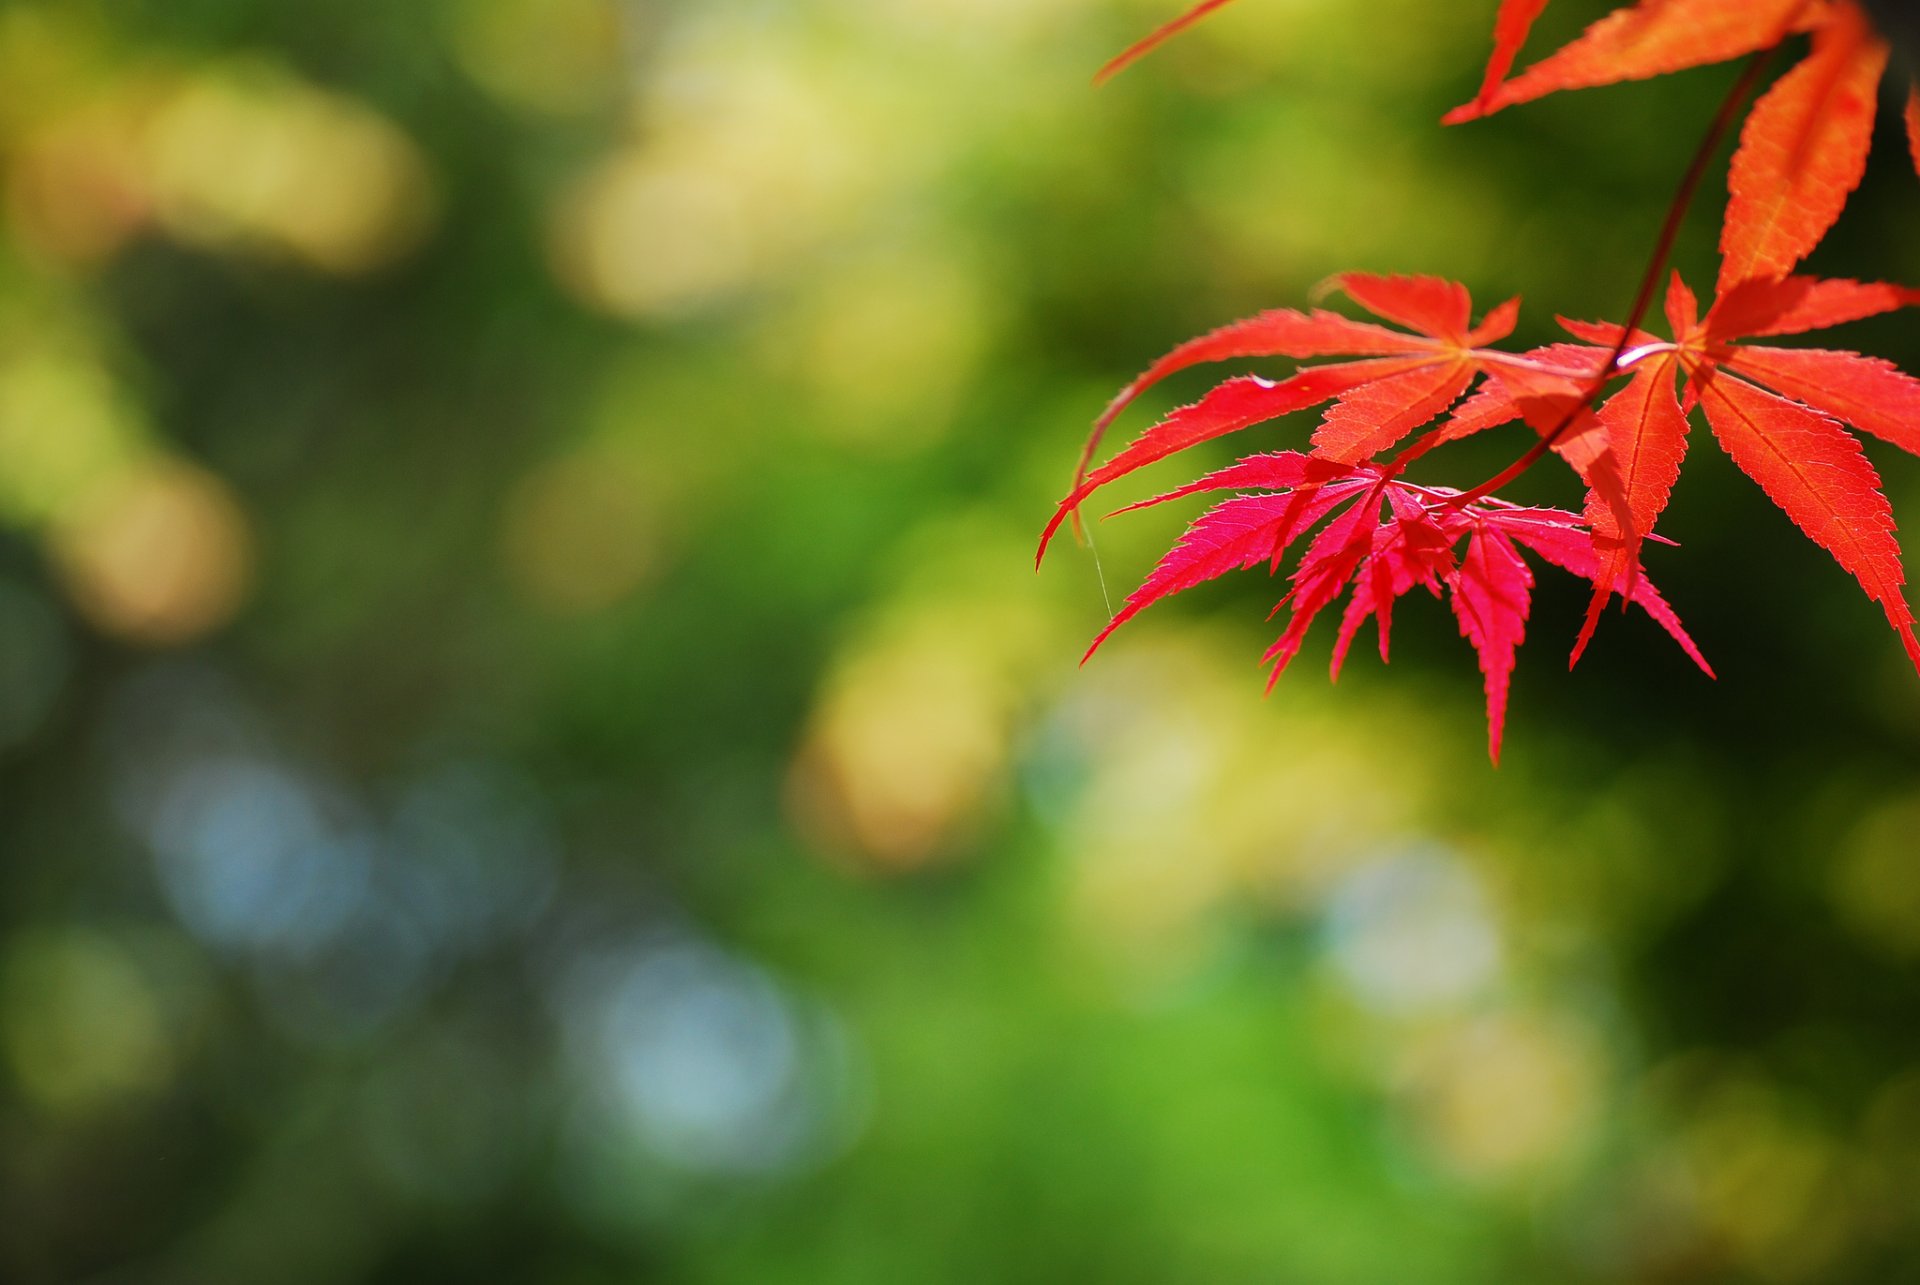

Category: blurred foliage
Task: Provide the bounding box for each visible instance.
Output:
[3,0,1920,1282]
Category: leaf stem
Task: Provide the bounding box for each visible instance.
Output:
[1449,42,1785,505]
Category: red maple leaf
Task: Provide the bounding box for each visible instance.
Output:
[1448,271,1920,666]
[1037,274,1523,561]
[1452,0,1911,293]
[1082,453,1709,762]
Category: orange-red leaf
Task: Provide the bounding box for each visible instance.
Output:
[1262,499,1381,683]
[1706,275,1920,338]
[1576,352,1689,660]
[1666,270,1702,338]
[1494,509,1713,675]
[1428,342,1623,448]
[1907,83,1920,178]
[1331,491,1461,676]
[1697,367,1920,669]
[1077,308,1436,490]
[1477,354,1634,538]
[1717,9,1887,292]
[1329,273,1475,340]
[1038,361,1418,561]
[1052,276,1518,559]
[1312,359,1476,462]
[1727,346,1920,456]
[1108,451,1355,518]
[1436,378,1528,443]
[1074,451,1711,760]
[1464,0,1554,118]
[1449,526,1534,764]
[1084,479,1363,660]
[1556,319,1662,350]
[1445,0,1813,123]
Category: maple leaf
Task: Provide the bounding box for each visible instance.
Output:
[1509,271,1920,666]
[1037,274,1519,562]
[1462,0,1555,117]
[1434,330,1676,645]
[1452,0,1911,292]
[1447,0,1821,123]
[1084,454,1709,762]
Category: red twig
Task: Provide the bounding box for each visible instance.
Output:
[1451,43,1785,504]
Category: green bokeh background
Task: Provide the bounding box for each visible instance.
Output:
[5,1,1920,1281]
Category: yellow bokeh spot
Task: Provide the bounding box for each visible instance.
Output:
[1865,1065,1920,1162]
[551,153,757,319]
[0,347,148,523]
[1402,1011,1601,1185]
[1051,631,1451,975]
[7,99,151,269]
[501,448,659,614]
[0,7,108,135]
[51,461,253,644]
[765,247,990,447]
[550,28,875,318]
[145,64,435,274]
[1675,1074,1852,1279]
[1060,647,1247,964]
[449,0,625,117]
[1832,795,1920,957]
[789,621,1013,873]
[2,928,172,1114]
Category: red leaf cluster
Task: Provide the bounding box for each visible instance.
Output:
[1086,451,1708,762]
[1062,0,1920,760]
[1038,274,1519,560]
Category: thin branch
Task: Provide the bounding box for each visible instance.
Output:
[1450,43,1785,504]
